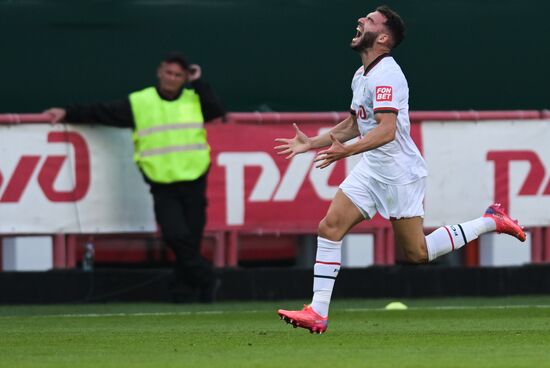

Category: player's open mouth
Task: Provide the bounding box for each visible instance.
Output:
[352,27,362,41]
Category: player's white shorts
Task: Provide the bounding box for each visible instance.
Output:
[339,160,426,220]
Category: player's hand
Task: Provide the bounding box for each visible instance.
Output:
[188,64,202,81]
[274,123,312,159]
[43,108,66,124]
[314,133,349,169]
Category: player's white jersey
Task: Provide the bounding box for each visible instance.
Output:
[350,54,427,185]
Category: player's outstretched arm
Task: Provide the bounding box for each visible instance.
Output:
[314,112,396,169]
[274,114,359,160]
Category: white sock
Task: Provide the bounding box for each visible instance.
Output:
[310,236,341,318]
[426,217,496,261]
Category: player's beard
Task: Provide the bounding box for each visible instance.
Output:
[351,31,378,52]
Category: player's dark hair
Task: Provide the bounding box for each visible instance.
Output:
[376,5,405,48]
[162,51,190,70]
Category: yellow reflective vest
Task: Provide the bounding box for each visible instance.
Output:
[129,86,210,183]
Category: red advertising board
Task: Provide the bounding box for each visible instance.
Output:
[205,122,392,232]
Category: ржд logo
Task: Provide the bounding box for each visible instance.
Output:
[0,131,90,203]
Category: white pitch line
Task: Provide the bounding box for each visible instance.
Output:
[0,310,227,319]
[1,304,549,319]
[46,310,225,318]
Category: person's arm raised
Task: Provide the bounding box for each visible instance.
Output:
[274,114,359,159]
[314,112,396,169]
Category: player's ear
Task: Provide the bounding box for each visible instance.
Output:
[377,33,390,46]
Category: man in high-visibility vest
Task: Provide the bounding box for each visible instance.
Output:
[45,52,225,302]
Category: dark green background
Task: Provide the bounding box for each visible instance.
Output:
[1,0,548,112]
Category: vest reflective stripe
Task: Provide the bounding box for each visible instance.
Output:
[137,122,205,138]
[140,143,208,157]
[129,87,210,183]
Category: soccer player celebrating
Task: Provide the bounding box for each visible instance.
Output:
[274,5,525,334]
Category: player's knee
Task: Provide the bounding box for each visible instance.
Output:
[403,246,428,264]
[318,217,344,241]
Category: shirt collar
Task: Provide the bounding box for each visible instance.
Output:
[363,53,391,76]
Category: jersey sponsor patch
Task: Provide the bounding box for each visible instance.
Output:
[376,86,393,102]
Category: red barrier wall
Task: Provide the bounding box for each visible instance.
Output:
[1,111,549,268]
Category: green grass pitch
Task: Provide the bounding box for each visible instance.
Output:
[1,296,550,367]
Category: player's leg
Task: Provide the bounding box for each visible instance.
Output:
[278,189,364,333]
[388,177,526,263]
[422,204,526,261]
[392,207,526,264]
[312,189,364,315]
[318,189,365,241]
[391,216,428,263]
[389,214,494,263]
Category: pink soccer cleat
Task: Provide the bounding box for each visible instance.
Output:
[483,203,526,242]
[277,305,328,334]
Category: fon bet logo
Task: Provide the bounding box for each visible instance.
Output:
[375,86,392,101]
[0,131,91,203]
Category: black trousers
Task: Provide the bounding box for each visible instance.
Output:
[150,174,213,288]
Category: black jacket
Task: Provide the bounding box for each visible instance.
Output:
[64,79,225,127]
